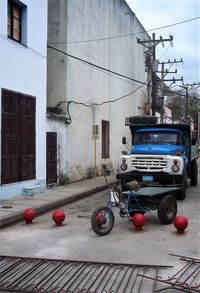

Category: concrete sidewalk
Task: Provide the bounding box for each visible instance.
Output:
[0,175,116,228]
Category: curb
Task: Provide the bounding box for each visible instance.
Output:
[0,183,110,228]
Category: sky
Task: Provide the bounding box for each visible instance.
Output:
[125,0,200,87]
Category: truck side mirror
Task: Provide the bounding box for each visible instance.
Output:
[122,137,127,145]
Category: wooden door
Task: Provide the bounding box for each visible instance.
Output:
[2,90,20,183]
[20,95,36,181]
[102,120,110,159]
[46,132,57,185]
[1,89,36,184]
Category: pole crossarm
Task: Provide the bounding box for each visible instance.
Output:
[158,59,183,64]
[157,70,177,74]
[163,78,183,82]
[137,36,173,50]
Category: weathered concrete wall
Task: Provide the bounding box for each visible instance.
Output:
[47,0,68,109]
[47,0,149,183]
[0,0,47,199]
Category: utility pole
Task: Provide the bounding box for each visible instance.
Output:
[137,33,173,116]
[160,62,165,122]
[185,86,189,122]
[158,59,183,86]
[178,85,189,123]
[157,59,183,121]
[198,111,200,144]
[182,82,200,122]
[144,50,153,115]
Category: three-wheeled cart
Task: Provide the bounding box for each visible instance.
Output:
[91,185,180,236]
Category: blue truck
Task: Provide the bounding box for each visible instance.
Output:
[117,116,198,199]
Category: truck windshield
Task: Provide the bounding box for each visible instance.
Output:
[134,132,181,145]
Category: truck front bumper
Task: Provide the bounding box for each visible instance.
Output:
[116,171,183,186]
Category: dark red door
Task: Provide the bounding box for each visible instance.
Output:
[1,89,36,184]
[20,95,36,180]
[2,90,20,183]
[46,132,57,185]
[102,120,110,159]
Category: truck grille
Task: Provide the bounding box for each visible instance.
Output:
[131,157,168,171]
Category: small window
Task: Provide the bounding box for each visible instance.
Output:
[7,0,27,44]
[8,0,21,42]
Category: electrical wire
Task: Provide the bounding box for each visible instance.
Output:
[157,43,171,60]
[78,57,140,86]
[0,31,135,86]
[61,82,145,107]
[0,33,46,58]
[47,44,188,98]
[48,16,200,44]
[63,83,146,124]
[48,44,148,86]
[1,30,189,98]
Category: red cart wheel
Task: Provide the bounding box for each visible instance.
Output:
[91,206,115,236]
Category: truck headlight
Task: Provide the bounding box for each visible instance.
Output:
[172,164,179,172]
[172,160,180,172]
[120,159,128,171]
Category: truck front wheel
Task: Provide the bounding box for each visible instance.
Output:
[176,171,187,200]
[157,194,177,224]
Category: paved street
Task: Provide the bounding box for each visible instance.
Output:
[0,179,199,274]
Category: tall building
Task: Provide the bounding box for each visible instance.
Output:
[47,0,149,185]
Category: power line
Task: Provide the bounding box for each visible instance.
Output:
[47,44,189,98]
[0,33,46,58]
[157,43,171,59]
[48,16,200,44]
[148,16,199,33]
[79,57,140,86]
[59,83,146,108]
[60,83,146,124]
[47,45,147,86]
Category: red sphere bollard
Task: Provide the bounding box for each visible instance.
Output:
[23,208,36,224]
[173,216,188,234]
[132,213,146,231]
[52,210,65,226]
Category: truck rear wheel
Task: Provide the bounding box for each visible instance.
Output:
[157,194,177,224]
[190,159,198,186]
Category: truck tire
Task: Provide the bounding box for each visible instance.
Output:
[176,171,187,200]
[190,159,198,186]
[157,194,177,224]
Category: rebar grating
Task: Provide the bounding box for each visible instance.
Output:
[139,254,200,293]
[0,255,170,293]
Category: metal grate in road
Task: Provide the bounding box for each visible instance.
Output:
[0,255,170,293]
[139,254,200,293]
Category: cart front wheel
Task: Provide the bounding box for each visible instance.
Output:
[91,206,115,236]
[157,195,177,224]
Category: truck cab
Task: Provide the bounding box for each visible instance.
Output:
[117,116,198,200]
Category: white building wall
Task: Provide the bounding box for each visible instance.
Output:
[47,0,149,183]
[0,0,47,199]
